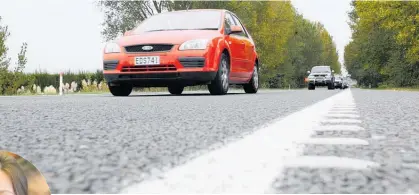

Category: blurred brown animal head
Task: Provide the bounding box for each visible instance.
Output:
[0,151,28,195]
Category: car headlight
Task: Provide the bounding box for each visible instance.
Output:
[179,39,209,50]
[308,75,315,79]
[104,42,121,53]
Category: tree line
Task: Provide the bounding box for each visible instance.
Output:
[99,0,341,88]
[344,1,419,88]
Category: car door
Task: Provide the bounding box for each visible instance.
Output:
[224,12,246,79]
[231,14,254,78]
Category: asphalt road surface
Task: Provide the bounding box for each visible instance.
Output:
[1,88,418,193]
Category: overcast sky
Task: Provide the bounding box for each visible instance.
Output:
[0,0,352,73]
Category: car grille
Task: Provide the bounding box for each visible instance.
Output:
[121,65,177,72]
[124,44,173,53]
[103,60,118,70]
[179,57,205,68]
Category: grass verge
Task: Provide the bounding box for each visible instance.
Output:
[361,86,419,91]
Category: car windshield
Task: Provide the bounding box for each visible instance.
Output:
[311,66,331,73]
[133,10,222,33]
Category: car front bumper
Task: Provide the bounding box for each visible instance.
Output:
[104,71,217,87]
[334,82,343,87]
[308,79,332,86]
[102,46,224,87]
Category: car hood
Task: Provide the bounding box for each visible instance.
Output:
[116,30,221,46]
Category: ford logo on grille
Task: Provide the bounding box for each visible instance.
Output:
[142,46,153,51]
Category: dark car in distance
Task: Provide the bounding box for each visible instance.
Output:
[334,75,343,89]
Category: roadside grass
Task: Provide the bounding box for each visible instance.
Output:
[361,86,419,92]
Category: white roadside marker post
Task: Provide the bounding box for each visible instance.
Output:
[59,72,63,96]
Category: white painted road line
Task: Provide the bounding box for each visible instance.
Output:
[326,113,360,118]
[120,90,353,194]
[296,138,369,145]
[282,156,379,169]
[322,118,363,124]
[330,108,358,112]
[314,125,365,131]
[328,110,359,114]
[331,105,357,108]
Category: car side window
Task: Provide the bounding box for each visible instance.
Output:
[224,13,236,34]
[231,15,249,38]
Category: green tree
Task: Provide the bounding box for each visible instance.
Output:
[344,1,419,88]
[0,17,32,95]
[98,0,193,41]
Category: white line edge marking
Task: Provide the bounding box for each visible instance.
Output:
[326,114,360,118]
[120,90,352,194]
[296,138,369,145]
[314,125,365,131]
[322,119,362,124]
[328,111,359,114]
[282,156,379,169]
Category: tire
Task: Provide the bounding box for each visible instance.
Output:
[243,63,259,94]
[109,83,133,96]
[308,83,315,90]
[208,53,229,95]
[327,82,335,90]
[168,85,184,95]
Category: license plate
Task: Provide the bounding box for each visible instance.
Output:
[135,56,160,65]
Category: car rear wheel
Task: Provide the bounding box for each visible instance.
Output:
[243,63,259,94]
[208,53,229,95]
[109,83,133,96]
[168,85,184,95]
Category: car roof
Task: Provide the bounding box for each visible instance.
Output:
[312,65,330,68]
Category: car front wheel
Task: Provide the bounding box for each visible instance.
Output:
[308,83,315,90]
[168,85,184,95]
[327,82,335,90]
[243,63,259,94]
[109,83,133,96]
[208,53,229,95]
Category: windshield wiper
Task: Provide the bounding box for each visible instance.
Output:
[145,29,189,32]
[189,28,219,30]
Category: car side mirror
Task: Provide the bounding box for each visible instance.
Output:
[228,25,243,35]
[307,71,311,74]
[124,30,132,36]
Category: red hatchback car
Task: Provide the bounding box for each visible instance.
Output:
[103,9,260,96]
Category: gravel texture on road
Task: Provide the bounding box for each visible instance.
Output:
[272,89,419,193]
[0,89,338,193]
